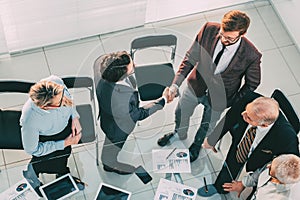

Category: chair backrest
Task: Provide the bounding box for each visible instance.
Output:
[0,80,34,149]
[130,34,177,62]
[0,81,34,93]
[61,76,96,143]
[271,89,300,133]
[134,63,174,101]
[130,34,177,101]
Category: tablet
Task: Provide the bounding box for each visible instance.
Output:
[94,183,131,200]
[39,173,79,200]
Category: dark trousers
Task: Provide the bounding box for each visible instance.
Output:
[30,119,72,177]
[214,146,244,193]
[101,132,135,173]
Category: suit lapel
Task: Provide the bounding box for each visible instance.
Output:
[210,34,220,57]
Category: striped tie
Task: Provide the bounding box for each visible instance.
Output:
[236,126,257,163]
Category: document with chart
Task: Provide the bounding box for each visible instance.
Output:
[154,178,197,200]
[152,149,191,173]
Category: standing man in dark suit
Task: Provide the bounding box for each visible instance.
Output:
[95,51,169,175]
[157,10,262,163]
[199,92,299,197]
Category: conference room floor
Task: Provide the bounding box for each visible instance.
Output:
[1,0,300,199]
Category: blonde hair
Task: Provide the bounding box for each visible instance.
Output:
[273,154,300,184]
[29,81,72,107]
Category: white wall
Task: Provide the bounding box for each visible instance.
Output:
[0,0,147,53]
[145,0,251,23]
[270,0,300,51]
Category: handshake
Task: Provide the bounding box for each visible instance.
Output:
[162,84,178,103]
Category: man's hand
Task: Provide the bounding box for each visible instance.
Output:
[72,117,82,137]
[168,84,178,102]
[202,137,217,153]
[222,181,245,198]
[162,87,170,103]
[64,132,82,147]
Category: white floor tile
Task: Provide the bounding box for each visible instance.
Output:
[100,27,157,53]
[288,94,300,119]
[280,45,300,86]
[44,38,103,77]
[0,52,50,81]
[3,150,31,165]
[257,5,293,47]
[256,48,300,96]
[245,8,277,52]
[131,188,155,200]
[0,166,9,192]
[0,150,4,166]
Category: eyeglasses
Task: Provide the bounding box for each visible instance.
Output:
[47,89,64,108]
[219,32,240,43]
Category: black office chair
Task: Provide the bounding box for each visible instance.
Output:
[0,77,99,166]
[0,81,35,150]
[62,76,99,165]
[130,34,177,101]
[271,89,300,133]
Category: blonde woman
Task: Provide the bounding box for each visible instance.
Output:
[20,75,85,192]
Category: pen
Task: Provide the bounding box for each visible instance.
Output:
[203,177,208,193]
[166,147,177,160]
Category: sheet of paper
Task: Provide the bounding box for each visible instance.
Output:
[0,178,40,200]
[152,149,191,173]
[154,178,197,200]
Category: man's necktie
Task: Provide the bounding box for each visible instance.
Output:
[236,126,257,163]
[213,44,226,66]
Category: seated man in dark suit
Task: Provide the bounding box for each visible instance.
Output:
[198,91,299,197]
[95,51,169,175]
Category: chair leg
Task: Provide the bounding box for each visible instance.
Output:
[96,139,99,166]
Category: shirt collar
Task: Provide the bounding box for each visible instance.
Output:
[220,37,242,51]
[257,122,274,132]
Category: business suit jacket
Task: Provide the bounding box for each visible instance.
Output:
[173,22,261,110]
[96,79,165,145]
[207,91,299,173]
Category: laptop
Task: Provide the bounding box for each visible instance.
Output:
[39,173,79,200]
[94,182,131,200]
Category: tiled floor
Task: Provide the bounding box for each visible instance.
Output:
[1,0,300,199]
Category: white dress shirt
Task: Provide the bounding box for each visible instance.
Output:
[238,123,274,158]
[213,38,241,75]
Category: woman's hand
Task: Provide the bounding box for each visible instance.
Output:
[71,117,82,136]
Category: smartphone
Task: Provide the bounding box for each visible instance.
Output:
[135,165,152,184]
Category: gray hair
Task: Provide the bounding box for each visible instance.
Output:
[251,97,279,125]
[273,154,300,184]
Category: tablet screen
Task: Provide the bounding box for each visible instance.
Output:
[94,183,131,200]
[39,174,79,200]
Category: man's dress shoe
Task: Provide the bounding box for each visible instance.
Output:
[103,165,133,175]
[157,132,175,147]
[189,143,201,162]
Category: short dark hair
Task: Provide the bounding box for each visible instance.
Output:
[100,51,131,82]
[221,10,250,35]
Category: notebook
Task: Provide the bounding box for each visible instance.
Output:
[94,182,131,200]
[39,173,79,200]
